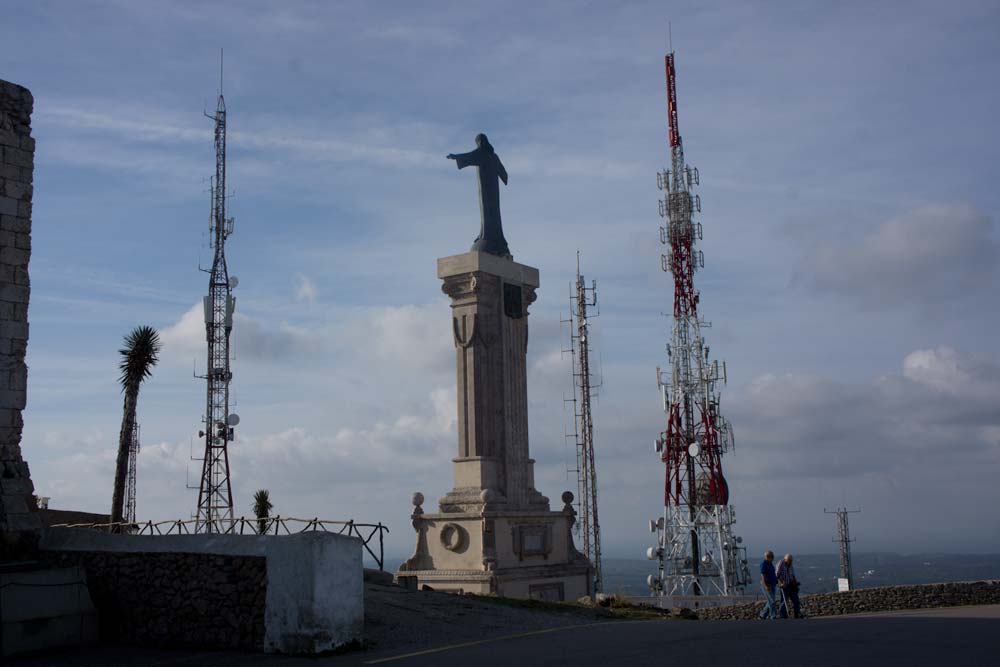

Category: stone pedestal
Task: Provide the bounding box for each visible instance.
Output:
[397,252,591,600]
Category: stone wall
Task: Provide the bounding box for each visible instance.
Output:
[698,580,1000,619]
[44,550,267,649]
[40,529,365,654]
[0,78,41,559]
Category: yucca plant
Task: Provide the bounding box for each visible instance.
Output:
[253,489,273,534]
[110,326,161,530]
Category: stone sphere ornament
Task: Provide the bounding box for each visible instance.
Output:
[561,491,574,504]
[412,492,424,508]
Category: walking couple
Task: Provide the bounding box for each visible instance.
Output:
[759,550,803,619]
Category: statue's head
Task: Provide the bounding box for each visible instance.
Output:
[475,133,491,150]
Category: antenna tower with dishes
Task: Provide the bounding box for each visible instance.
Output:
[564,252,603,594]
[646,48,749,597]
[194,53,240,533]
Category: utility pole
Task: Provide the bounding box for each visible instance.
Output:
[825,507,860,591]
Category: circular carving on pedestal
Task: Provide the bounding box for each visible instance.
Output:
[440,523,467,552]
[561,491,574,505]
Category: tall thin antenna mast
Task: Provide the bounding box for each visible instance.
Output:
[825,507,860,591]
[646,46,748,598]
[195,55,239,533]
[124,419,140,526]
[567,252,602,594]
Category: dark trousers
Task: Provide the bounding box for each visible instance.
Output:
[780,585,802,618]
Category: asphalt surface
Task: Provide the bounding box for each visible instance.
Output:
[11,605,1000,666]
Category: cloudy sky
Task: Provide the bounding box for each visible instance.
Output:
[3,1,999,563]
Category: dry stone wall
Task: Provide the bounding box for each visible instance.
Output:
[0,78,41,559]
[698,580,1000,620]
[44,550,267,649]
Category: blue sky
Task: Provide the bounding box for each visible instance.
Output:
[3,1,999,561]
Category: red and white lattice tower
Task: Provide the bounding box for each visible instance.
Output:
[645,50,749,597]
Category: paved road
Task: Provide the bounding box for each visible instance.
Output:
[11,605,1000,666]
[359,605,1000,666]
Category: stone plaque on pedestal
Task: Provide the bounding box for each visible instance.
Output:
[397,251,591,600]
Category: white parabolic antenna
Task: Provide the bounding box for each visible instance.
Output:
[229,276,239,288]
[687,442,700,458]
[227,413,240,426]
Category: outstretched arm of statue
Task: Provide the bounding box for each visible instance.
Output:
[446,148,483,170]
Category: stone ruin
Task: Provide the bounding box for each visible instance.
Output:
[0,78,41,560]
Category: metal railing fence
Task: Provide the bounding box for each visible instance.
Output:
[50,516,390,570]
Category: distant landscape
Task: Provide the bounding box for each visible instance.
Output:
[602,554,1000,597]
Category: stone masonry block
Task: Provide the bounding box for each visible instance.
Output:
[9,338,27,357]
[0,494,28,514]
[2,146,33,168]
[0,229,14,247]
[14,232,30,251]
[0,478,33,495]
[13,267,29,285]
[2,387,27,410]
[0,164,19,180]
[9,367,27,391]
[19,135,34,152]
[18,200,31,217]
[0,281,29,304]
[0,195,17,216]
[13,302,29,319]
[5,180,31,201]
[0,214,30,233]
[0,320,28,339]
[0,244,29,267]
[0,441,24,458]
[0,407,23,427]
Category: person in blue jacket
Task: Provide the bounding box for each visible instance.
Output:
[758,550,779,619]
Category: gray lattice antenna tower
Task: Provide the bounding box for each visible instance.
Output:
[124,420,139,526]
[825,507,859,591]
[195,55,239,533]
[565,252,602,593]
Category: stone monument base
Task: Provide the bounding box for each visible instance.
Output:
[397,494,591,601]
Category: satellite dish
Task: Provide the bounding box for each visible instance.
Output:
[687,442,700,458]
[227,413,240,426]
[646,547,658,561]
[229,276,239,288]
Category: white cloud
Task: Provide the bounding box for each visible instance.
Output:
[294,273,318,302]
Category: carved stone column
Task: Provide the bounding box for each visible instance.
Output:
[396,251,590,600]
[437,251,546,512]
